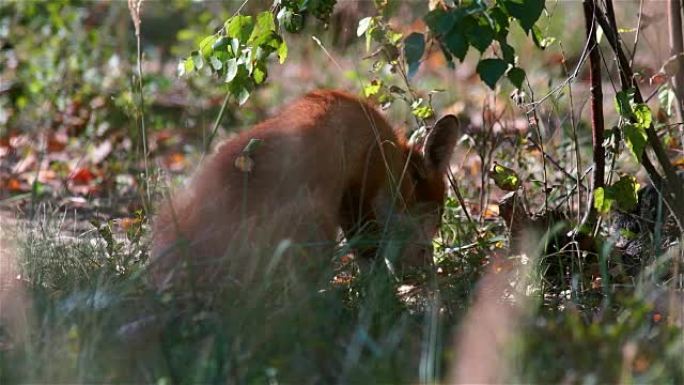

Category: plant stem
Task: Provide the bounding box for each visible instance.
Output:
[206,92,232,153]
[131,4,150,213]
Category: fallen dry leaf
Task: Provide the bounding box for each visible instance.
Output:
[165,152,186,171]
[4,178,27,192]
[70,167,96,185]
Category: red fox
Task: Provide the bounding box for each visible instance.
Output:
[150,90,459,288]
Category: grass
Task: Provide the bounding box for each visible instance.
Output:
[0,202,455,383]
[1,197,682,384]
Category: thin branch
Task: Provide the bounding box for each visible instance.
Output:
[581,0,605,230]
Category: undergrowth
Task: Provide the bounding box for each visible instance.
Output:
[1,198,682,384]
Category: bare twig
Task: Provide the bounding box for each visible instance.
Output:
[559,42,583,223]
[528,136,586,191]
[630,0,644,67]
[522,77,549,214]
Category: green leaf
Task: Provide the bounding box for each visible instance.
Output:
[477,58,508,89]
[411,102,434,119]
[212,36,229,51]
[658,86,676,116]
[490,162,521,191]
[199,35,217,58]
[240,48,254,73]
[226,15,254,42]
[230,38,240,57]
[467,18,494,52]
[444,30,468,61]
[225,58,238,82]
[387,30,403,45]
[236,87,250,105]
[179,57,194,76]
[489,6,510,36]
[619,228,638,240]
[633,103,652,129]
[507,67,526,89]
[210,55,223,71]
[530,25,546,49]
[363,80,382,97]
[277,7,304,33]
[404,32,425,78]
[249,12,278,46]
[277,40,288,64]
[505,0,545,33]
[623,123,648,162]
[191,51,204,70]
[610,176,640,212]
[253,46,267,61]
[357,17,373,37]
[228,67,252,105]
[594,187,612,214]
[253,63,267,84]
[615,88,636,117]
[595,176,640,214]
[424,8,457,35]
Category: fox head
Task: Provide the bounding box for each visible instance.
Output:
[364,115,460,271]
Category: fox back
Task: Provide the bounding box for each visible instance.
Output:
[151,90,459,288]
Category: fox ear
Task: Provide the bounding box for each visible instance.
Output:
[423,115,459,174]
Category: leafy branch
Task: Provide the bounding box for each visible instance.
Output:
[423,0,549,90]
[593,1,684,231]
[179,11,288,105]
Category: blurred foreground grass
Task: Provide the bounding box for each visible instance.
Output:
[1,201,682,384]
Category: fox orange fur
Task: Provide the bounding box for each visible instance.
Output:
[150,90,459,288]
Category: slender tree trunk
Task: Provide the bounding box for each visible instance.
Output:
[581,0,605,230]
